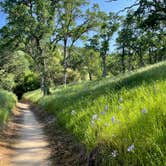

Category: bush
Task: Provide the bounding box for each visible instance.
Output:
[0,70,15,91]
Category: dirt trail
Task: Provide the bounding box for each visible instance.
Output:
[11,102,50,166]
[0,102,88,166]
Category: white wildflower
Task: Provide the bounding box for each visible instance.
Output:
[104,105,108,111]
[71,110,76,115]
[104,122,109,127]
[118,106,122,110]
[127,144,135,152]
[112,150,118,157]
[91,120,95,127]
[119,97,123,102]
[92,114,98,121]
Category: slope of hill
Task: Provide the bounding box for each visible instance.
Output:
[24,62,166,165]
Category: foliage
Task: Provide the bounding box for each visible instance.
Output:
[25,61,166,165]
[14,72,40,99]
[86,12,120,77]
[1,0,165,94]
[69,48,102,81]
[0,0,57,95]
[116,10,166,74]
[0,50,30,91]
[134,0,166,28]
[0,71,15,91]
[55,0,100,85]
[0,0,165,164]
[81,49,101,80]
[0,89,17,126]
[107,53,122,75]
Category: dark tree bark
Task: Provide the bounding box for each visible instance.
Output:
[102,54,107,78]
[89,72,92,81]
[41,49,50,96]
[128,50,133,71]
[138,47,144,67]
[148,48,153,64]
[121,46,125,73]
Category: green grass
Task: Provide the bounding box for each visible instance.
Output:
[24,62,166,165]
[0,89,17,126]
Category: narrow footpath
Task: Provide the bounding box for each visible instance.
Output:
[0,102,88,166]
[11,102,51,166]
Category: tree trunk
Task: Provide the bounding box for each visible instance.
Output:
[128,51,133,72]
[41,74,49,96]
[89,72,92,81]
[35,37,49,96]
[41,50,50,96]
[121,46,125,73]
[151,46,157,63]
[138,47,144,67]
[102,54,107,78]
[63,38,68,86]
[153,51,157,63]
[148,48,152,64]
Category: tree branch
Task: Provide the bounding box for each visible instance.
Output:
[116,3,139,15]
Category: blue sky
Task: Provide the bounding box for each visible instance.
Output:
[0,0,136,52]
[89,0,136,52]
[0,11,7,28]
[91,0,136,13]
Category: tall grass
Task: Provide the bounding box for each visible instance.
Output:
[24,62,166,165]
[0,90,17,126]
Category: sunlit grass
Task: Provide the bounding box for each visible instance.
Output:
[24,61,166,165]
[0,90,17,126]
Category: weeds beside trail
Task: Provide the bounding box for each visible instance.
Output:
[0,89,17,165]
[25,62,166,165]
[0,90,17,126]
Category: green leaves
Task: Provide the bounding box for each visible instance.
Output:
[135,0,166,28]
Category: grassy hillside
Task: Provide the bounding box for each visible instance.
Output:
[0,90,17,126]
[24,62,166,165]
